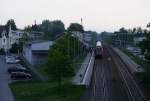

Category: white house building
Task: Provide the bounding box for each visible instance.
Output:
[0,25,26,51]
[134,37,146,45]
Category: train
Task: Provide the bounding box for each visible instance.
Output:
[95,41,103,58]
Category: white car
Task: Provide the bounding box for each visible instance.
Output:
[5,56,15,60]
[6,58,20,64]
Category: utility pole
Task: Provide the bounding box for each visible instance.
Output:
[81,17,83,26]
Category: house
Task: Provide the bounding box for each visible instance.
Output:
[133,37,146,45]
[72,31,84,41]
[112,33,134,47]
[23,40,53,65]
[72,31,92,48]
[28,31,44,40]
[0,25,27,51]
[83,32,92,43]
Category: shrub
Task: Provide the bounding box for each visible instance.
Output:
[0,48,5,55]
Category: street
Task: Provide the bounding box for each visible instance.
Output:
[0,55,14,101]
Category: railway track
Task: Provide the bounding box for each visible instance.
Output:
[107,46,147,101]
[91,59,108,101]
[89,46,129,101]
[80,45,147,101]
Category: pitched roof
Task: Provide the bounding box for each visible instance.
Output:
[0,25,9,38]
[0,25,5,37]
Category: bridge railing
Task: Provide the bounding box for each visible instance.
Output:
[81,51,95,86]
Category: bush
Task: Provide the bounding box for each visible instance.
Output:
[0,48,5,55]
[10,43,18,53]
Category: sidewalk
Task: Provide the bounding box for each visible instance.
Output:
[72,52,95,86]
[0,56,14,101]
[0,79,14,101]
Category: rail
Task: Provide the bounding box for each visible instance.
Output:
[81,51,95,86]
[109,46,148,101]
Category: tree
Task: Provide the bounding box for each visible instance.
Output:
[67,23,84,33]
[41,20,51,33]
[10,43,19,53]
[0,48,5,55]
[132,28,136,33]
[5,19,17,30]
[21,33,31,42]
[51,20,65,35]
[147,23,150,28]
[47,49,73,92]
[136,27,143,34]
[139,22,150,62]
[46,33,86,93]
[31,24,41,31]
[119,27,128,33]
[32,20,65,39]
[24,25,32,31]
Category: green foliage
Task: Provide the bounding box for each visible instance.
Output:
[24,20,65,40]
[53,34,82,59]
[136,23,150,92]
[6,19,17,30]
[41,20,65,39]
[47,33,84,80]
[18,41,23,52]
[47,49,73,79]
[21,33,31,42]
[51,20,65,35]
[139,40,146,54]
[147,23,150,28]
[101,32,115,44]
[139,23,150,62]
[119,27,128,33]
[0,48,5,55]
[11,81,85,101]
[67,23,84,33]
[10,43,19,53]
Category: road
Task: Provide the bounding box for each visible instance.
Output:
[80,45,147,101]
[0,55,14,101]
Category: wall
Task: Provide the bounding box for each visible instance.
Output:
[23,44,32,64]
[32,53,48,65]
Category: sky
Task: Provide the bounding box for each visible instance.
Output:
[0,0,150,32]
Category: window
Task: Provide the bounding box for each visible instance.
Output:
[3,39,5,43]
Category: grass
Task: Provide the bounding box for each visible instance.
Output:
[120,48,143,65]
[35,53,87,79]
[10,65,85,101]
[10,81,85,101]
[10,54,86,101]
[36,64,50,79]
[73,54,87,72]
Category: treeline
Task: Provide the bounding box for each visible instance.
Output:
[25,20,65,40]
[139,23,150,62]
[3,19,84,40]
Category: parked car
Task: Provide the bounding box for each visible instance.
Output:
[6,58,20,64]
[5,55,14,60]
[14,64,26,69]
[8,67,30,74]
[11,72,32,80]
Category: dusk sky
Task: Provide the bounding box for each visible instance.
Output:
[0,0,150,32]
